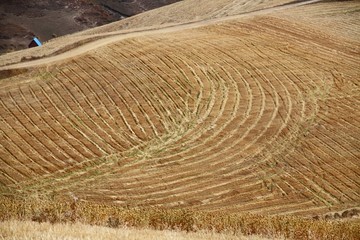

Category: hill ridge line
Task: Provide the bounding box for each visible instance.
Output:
[0,0,321,71]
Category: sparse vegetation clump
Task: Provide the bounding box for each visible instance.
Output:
[0,196,359,240]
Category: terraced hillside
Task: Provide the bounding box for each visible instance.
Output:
[0,0,359,221]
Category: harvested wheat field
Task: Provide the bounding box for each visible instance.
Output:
[0,0,359,239]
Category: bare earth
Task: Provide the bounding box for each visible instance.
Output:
[0,0,359,236]
[0,0,181,54]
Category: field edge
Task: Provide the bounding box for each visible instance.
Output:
[0,196,359,240]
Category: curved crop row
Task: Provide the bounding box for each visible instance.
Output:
[0,15,359,217]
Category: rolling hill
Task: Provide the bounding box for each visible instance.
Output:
[0,0,359,239]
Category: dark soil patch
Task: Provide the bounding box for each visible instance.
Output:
[0,0,181,55]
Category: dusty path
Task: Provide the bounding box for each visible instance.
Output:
[0,0,321,70]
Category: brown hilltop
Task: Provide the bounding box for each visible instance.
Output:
[0,0,181,54]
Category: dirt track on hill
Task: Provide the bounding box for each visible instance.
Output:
[0,0,321,71]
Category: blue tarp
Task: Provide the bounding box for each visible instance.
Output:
[33,37,42,46]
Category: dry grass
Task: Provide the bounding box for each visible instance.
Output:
[0,197,359,240]
[0,220,269,240]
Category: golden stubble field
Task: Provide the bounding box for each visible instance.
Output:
[0,0,359,239]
